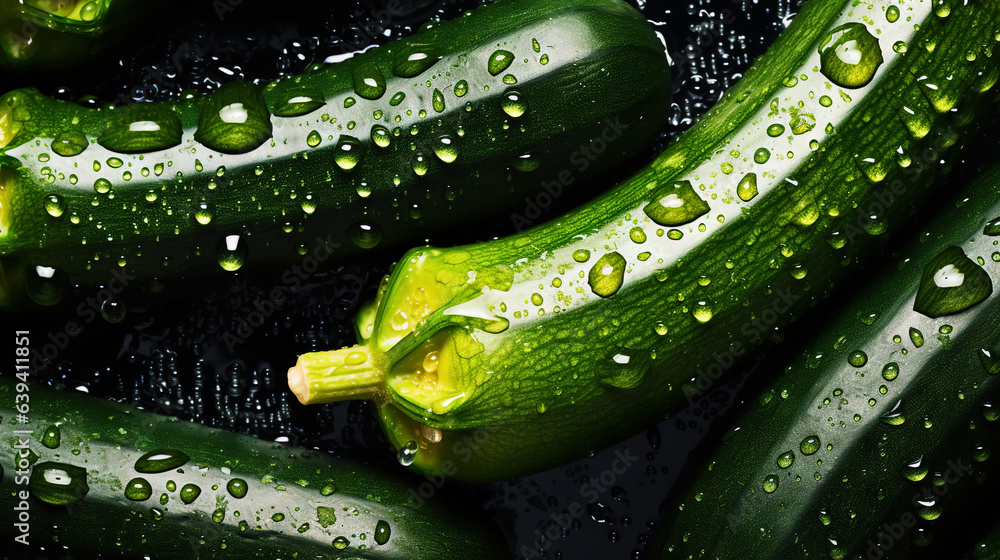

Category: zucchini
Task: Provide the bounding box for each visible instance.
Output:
[649,159,1000,559]
[288,0,1000,482]
[0,375,507,559]
[0,0,670,309]
[0,0,158,70]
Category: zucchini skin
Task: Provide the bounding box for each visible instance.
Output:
[0,376,507,559]
[650,161,1000,559]
[0,0,670,309]
[0,0,155,70]
[289,0,1000,482]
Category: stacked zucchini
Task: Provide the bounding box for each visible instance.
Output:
[5,0,1000,559]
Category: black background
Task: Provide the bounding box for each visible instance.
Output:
[3,0,997,558]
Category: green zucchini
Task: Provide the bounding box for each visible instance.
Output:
[0,0,158,70]
[0,0,670,309]
[288,0,1000,482]
[649,158,1000,558]
[0,375,507,558]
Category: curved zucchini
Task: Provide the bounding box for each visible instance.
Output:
[288,0,1000,482]
[650,159,1000,558]
[0,0,159,70]
[0,0,670,309]
[0,376,507,559]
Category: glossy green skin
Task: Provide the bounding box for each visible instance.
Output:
[0,0,670,309]
[0,376,507,559]
[650,162,1000,558]
[0,0,156,70]
[348,0,1000,482]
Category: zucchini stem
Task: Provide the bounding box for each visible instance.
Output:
[287,344,385,404]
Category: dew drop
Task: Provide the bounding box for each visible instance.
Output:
[501,90,527,118]
[334,135,363,171]
[125,477,153,501]
[397,440,418,466]
[818,23,884,88]
[349,222,383,249]
[588,252,627,297]
[432,135,458,163]
[488,49,515,75]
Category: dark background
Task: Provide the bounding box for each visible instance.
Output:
[3,0,997,558]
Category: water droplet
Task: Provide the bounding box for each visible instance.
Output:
[333,536,351,550]
[762,474,779,493]
[94,178,112,194]
[43,193,65,217]
[30,462,89,505]
[910,327,924,348]
[501,90,527,118]
[777,451,795,469]
[397,440,418,466]
[882,362,900,381]
[980,348,1000,375]
[588,252,627,297]
[52,129,89,157]
[393,44,442,78]
[573,249,591,263]
[692,301,713,323]
[643,181,710,226]
[125,477,153,501]
[135,449,189,473]
[766,124,785,137]
[195,82,273,154]
[349,222,383,249]
[848,350,868,367]
[511,152,540,172]
[902,456,929,481]
[981,217,1000,237]
[334,135,363,171]
[432,88,445,113]
[411,153,429,176]
[914,246,993,318]
[41,425,61,449]
[370,125,392,148]
[217,234,248,272]
[227,478,248,499]
[881,400,906,425]
[886,5,900,22]
[753,148,770,164]
[629,227,647,244]
[179,483,201,504]
[488,49,515,75]
[352,62,386,100]
[737,173,758,202]
[101,297,126,323]
[433,135,458,163]
[818,23,884,88]
[369,519,390,545]
[800,435,821,455]
[273,87,325,117]
[26,265,68,306]
[306,130,322,148]
[454,80,468,97]
[194,202,214,225]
